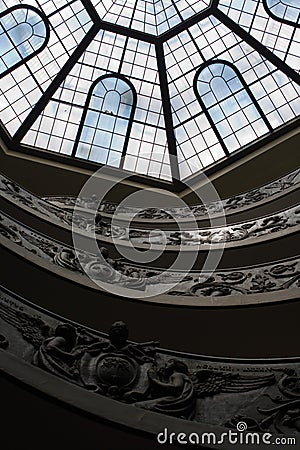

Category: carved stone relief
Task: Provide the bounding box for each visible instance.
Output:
[225,368,300,435]
[0,288,299,439]
[0,175,74,225]
[0,212,299,299]
[1,173,299,247]
[122,206,300,247]
[44,168,300,220]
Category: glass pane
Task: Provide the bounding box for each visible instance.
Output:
[0,6,48,75]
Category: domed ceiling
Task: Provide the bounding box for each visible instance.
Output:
[0,0,299,182]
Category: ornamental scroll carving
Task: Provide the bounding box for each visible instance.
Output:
[0,288,299,437]
[226,368,300,434]
[0,201,299,250]
[0,212,299,299]
[1,172,299,246]
[44,168,300,219]
[124,206,300,246]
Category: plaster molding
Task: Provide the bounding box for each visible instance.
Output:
[0,211,299,305]
[0,173,299,250]
[1,287,299,448]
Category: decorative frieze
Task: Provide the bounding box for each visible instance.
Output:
[0,174,299,247]
[44,168,300,219]
[117,205,300,246]
[0,212,299,299]
[0,288,299,441]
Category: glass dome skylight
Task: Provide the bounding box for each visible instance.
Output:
[0,0,299,182]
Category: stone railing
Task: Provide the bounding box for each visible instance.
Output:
[0,173,299,249]
[1,286,299,447]
[106,205,300,247]
[0,211,299,305]
[44,167,300,220]
[0,173,74,226]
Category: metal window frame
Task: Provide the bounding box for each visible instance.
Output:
[262,0,300,28]
[0,4,50,79]
[0,0,299,190]
[193,58,273,155]
[71,73,137,168]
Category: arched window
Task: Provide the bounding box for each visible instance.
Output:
[194,60,272,153]
[0,5,49,78]
[73,75,136,168]
[263,0,300,27]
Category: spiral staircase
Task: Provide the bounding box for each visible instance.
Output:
[1,125,300,449]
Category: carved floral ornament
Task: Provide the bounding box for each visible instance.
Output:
[0,173,300,248]
[0,169,299,231]
[0,170,299,304]
[0,211,299,304]
[0,288,299,443]
[43,168,300,220]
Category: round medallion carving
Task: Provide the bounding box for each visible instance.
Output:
[96,353,138,388]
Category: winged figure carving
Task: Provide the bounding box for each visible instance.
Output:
[0,302,97,380]
[192,369,275,397]
[134,361,275,419]
[0,302,277,422]
[0,302,50,348]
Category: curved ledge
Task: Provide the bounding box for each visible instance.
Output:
[1,286,299,448]
[43,167,300,222]
[0,211,299,306]
[1,168,299,232]
[0,173,299,251]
